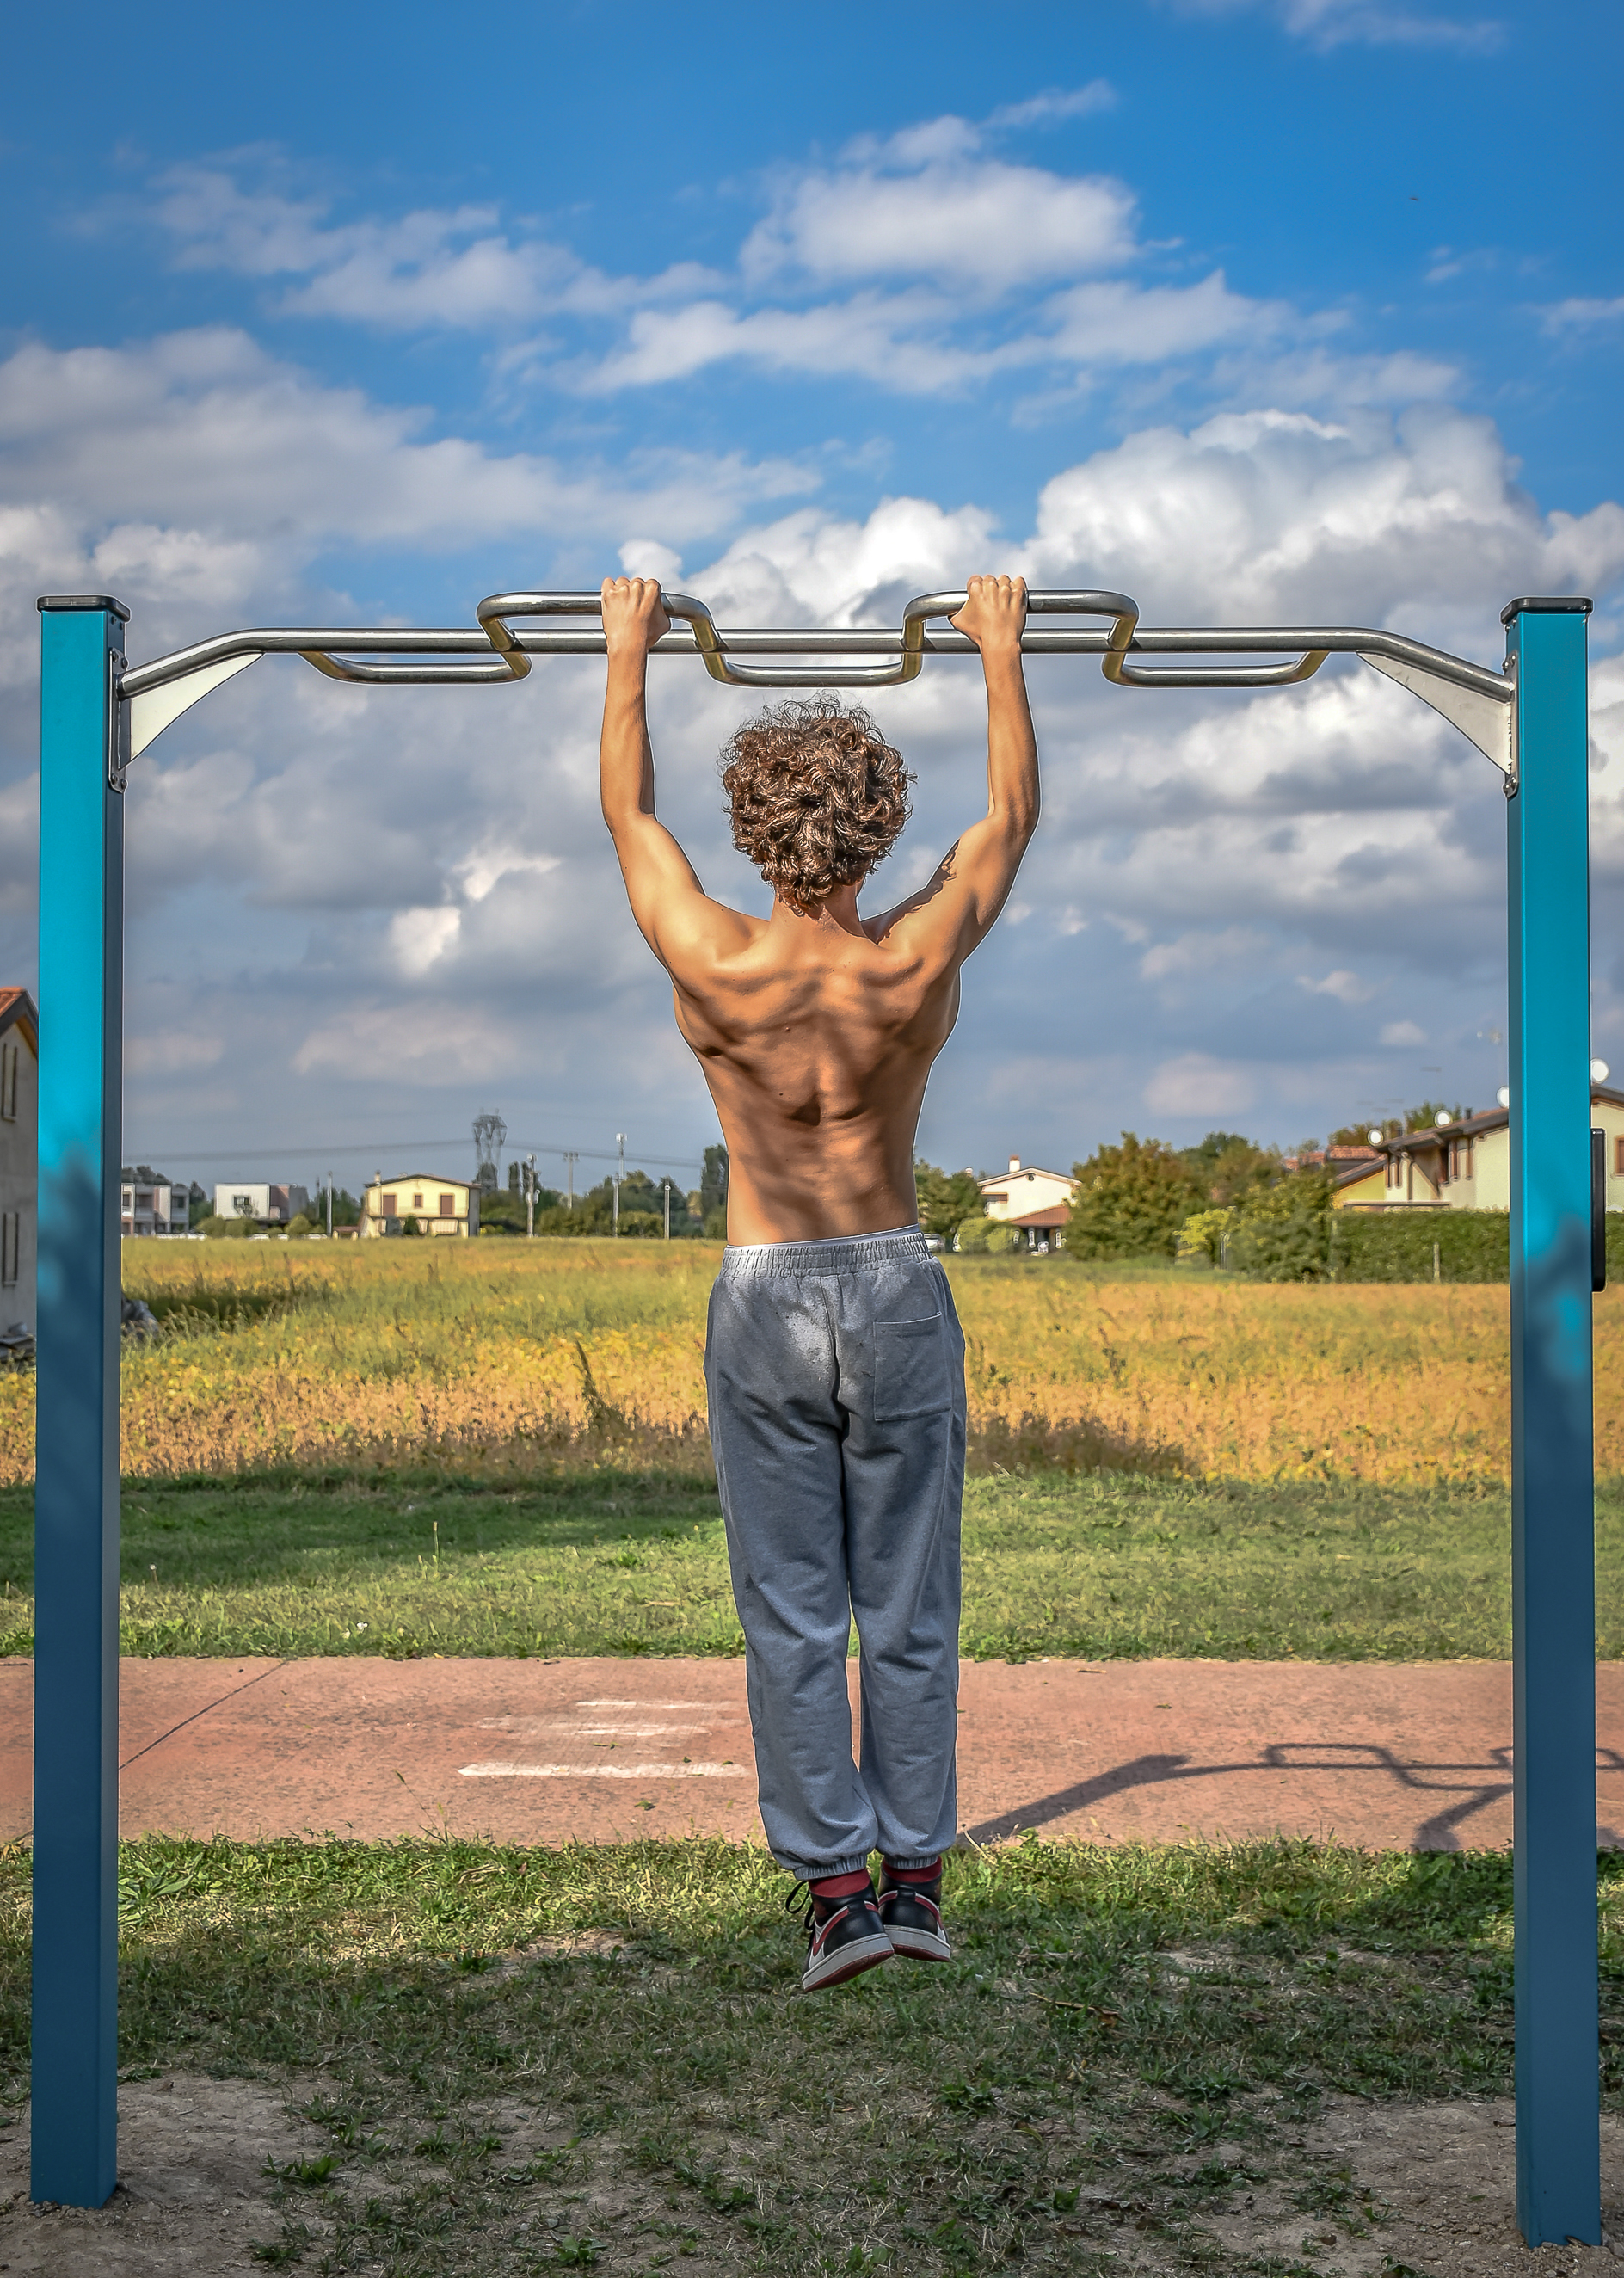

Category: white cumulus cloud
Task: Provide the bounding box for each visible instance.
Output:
[1145,1054,1258,1115]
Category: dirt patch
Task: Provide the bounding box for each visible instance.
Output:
[1202,2096,1624,2273]
[0,2076,322,2275]
[8,2079,1624,2273]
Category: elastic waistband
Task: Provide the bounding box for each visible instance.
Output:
[718,1223,931,1278]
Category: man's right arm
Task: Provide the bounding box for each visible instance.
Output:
[875,573,1039,957]
[599,576,747,973]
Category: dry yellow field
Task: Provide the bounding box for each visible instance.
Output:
[3,1237,1620,1485]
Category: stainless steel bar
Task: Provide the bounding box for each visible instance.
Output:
[116,590,1512,709]
[120,628,501,698]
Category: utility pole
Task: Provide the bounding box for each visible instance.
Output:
[563,1151,577,1210]
[662,1179,671,1239]
[526,1153,537,1240]
[325,1173,334,1240]
[614,1133,626,1238]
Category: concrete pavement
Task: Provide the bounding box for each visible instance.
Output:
[4,1654,1622,1851]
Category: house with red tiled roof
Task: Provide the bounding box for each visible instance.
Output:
[977,1154,1075,1251]
[0,989,38,1347]
[1331,1086,1624,1213]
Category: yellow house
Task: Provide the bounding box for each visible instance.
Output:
[361,1173,480,1237]
[978,1154,1076,1248]
[1332,1086,1624,1212]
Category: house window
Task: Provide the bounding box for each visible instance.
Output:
[0,1212,17,1286]
[381,1193,397,1216]
[0,1043,16,1121]
[412,1192,424,1211]
[439,1194,455,1217]
[231,1193,253,1216]
[1616,1136,1624,1179]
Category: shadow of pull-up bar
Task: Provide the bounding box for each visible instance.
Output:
[962,1742,1624,1854]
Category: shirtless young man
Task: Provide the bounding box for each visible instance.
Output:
[598,572,1037,1990]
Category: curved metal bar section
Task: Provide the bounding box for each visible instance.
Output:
[1105,645,1331,688]
[471,588,1145,688]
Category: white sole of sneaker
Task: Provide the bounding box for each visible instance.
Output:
[802,1930,895,1992]
[885,1927,951,1961]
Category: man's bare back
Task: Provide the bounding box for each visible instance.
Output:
[598,574,1038,1243]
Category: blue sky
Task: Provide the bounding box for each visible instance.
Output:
[2,0,1621,1197]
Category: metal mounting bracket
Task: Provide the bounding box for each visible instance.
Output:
[1358,649,1516,789]
[126,651,261,759]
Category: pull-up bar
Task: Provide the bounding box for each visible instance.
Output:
[33,584,1596,2249]
[119,586,1515,774]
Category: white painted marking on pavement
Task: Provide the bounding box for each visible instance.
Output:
[458,1759,750,1779]
[477,1718,716,1739]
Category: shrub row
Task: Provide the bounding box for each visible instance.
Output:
[1323,1208,1624,1284]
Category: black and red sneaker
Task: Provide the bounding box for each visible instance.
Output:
[877,1866,951,1962]
[790,1880,895,1992]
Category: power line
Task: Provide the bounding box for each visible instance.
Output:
[123,1136,708,1174]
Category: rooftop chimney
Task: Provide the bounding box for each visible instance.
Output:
[1008,1154,1021,1173]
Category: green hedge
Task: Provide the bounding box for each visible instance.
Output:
[1329,1209,1624,1284]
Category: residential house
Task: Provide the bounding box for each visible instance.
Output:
[977,1154,1075,1250]
[360,1174,480,1238]
[214,1182,311,1227]
[120,1167,184,1237]
[0,989,37,1339]
[1332,1086,1624,1211]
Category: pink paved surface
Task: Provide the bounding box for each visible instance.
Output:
[5,1655,1624,1851]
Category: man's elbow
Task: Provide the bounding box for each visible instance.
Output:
[1001,791,1040,847]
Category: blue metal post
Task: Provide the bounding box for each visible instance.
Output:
[32,594,127,2208]
[1506,594,1598,2247]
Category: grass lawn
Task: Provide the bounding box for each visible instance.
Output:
[3,1468,1621,1662]
[8,1833,1619,2274]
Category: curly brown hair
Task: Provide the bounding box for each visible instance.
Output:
[719,697,914,913]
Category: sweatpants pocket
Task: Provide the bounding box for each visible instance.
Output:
[873,1314,950,1421]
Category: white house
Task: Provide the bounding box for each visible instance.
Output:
[977,1154,1075,1249]
[0,988,37,1343]
[214,1182,310,1226]
[1332,1086,1624,1212]
[121,1167,184,1237]
[360,1174,479,1238]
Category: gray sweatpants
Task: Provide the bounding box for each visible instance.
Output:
[704,1224,966,1881]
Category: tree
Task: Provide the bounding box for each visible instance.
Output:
[914,1160,986,1241]
[1178,1130,1280,1206]
[480,1185,562,1233]
[1225,1170,1333,1281]
[1066,1133,1206,1260]
[700,1145,729,1218]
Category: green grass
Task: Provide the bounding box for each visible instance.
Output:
[7,1833,1621,2274]
[3,1468,1622,1661]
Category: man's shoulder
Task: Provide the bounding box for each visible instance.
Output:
[659,893,766,976]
